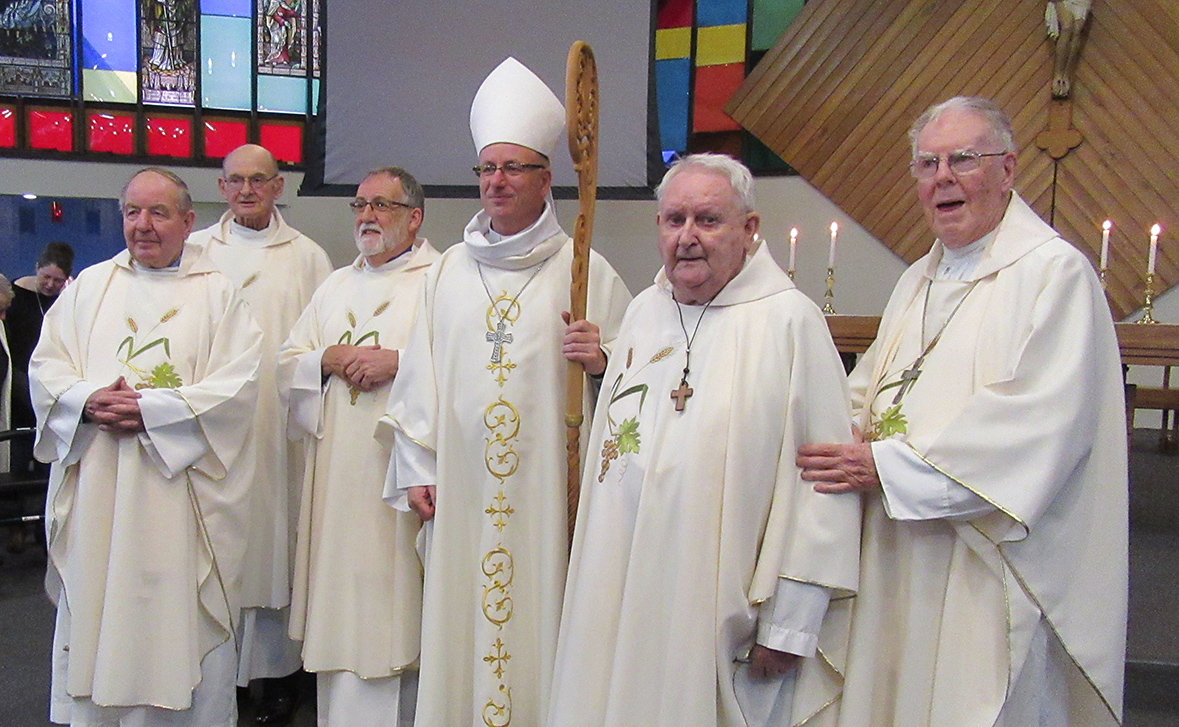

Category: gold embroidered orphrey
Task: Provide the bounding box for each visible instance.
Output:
[482,393,521,725]
[478,262,544,386]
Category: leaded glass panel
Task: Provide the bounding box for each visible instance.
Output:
[257,0,307,77]
[0,0,73,97]
[140,0,198,106]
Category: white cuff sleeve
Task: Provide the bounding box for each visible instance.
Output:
[44,382,102,465]
[287,350,327,440]
[756,579,831,658]
[383,435,436,511]
[138,389,208,478]
[874,439,996,521]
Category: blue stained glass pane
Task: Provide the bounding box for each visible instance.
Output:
[82,0,137,72]
[201,0,251,16]
[258,74,307,114]
[655,58,690,153]
[311,78,319,114]
[697,0,747,27]
[201,16,251,109]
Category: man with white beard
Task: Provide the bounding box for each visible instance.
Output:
[279,167,438,726]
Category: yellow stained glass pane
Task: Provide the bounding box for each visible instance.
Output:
[655,27,691,60]
[696,24,746,67]
[83,69,138,104]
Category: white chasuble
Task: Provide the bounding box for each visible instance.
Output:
[812,193,1126,727]
[30,245,262,711]
[547,242,861,727]
[191,209,332,610]
[280,241,439,677]
[384,224,631,727]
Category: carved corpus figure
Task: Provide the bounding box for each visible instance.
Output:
[1045,0,1092,98]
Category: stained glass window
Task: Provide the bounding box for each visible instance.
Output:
[655,0,807,171]
[140,0,198,106]
[0,0,73,97]
[1,0,322,167]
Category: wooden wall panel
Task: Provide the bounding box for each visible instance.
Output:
[727,0,1179,320]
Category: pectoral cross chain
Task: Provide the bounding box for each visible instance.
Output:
[486,320,513,364]
[892,355,924,405]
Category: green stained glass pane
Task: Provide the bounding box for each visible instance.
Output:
[140,0,198,106]
[201,15,251,110]
[258,74,306,114]
[83,68,138,103]
[0,0,73,97]
[752,0,804,51]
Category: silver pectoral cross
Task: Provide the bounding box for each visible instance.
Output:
[892,355,924,405]
[486,320,513,364]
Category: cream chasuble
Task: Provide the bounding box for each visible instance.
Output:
[280,241,439,678]
[30,244,262,711]
[808,193,1126,727]
[190,209,332,610]
[547,242,860,727]
[383,204,631,727]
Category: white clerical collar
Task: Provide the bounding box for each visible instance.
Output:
[360,242,417,273]
[131,258,181,275]
[228,216,277,248]
[463,193,566,270]
[935,228,997,281]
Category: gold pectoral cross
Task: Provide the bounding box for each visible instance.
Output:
[892,355,924,405]
[486,320,513,364]
[671,379,693,412]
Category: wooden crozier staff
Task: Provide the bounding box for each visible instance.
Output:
[564,40,598,547]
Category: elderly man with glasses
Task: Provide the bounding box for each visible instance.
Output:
[278,166,439,726]
[796,96,1127,727]
[380,57,631,727]
[189,142,332,726]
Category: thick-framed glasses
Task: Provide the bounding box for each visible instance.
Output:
[472,162,547,178]
[223,173,279,190]
[349,198,414,214]
[910,151,1008,179]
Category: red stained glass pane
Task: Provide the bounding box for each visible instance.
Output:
[657,0,693,29]
[88,112,136,155]
[203,119,249,159]
[259,123,302,164]
[146,116,192,158]
[29,109,74,151]
[692,63,744,132]
[0,107,14,148]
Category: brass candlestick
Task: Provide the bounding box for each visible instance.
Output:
[822,266,836,314]
[1099,266,1108,291]
[787,268,795,281]
[1139,272,1158,324]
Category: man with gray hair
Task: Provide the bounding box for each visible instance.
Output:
[546,153,861,727]
[797,96,1127,726]
[31,167,262,726]
[279,166,439,726]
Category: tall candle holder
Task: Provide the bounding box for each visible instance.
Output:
[1099,267,1108,291]
[1139,273,1159,324]
[822,266,836,314]
[788,268,795,281]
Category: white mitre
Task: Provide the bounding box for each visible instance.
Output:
[470,56,565,158]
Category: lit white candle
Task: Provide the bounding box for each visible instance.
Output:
[1100,220,1111,270]
[828,222,838,269]
[1149,224,1161,275]
[789,227,798,271]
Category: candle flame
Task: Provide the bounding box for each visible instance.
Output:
[1152,224,1162,236]
[830,222,838,234]
[1102,220,1111,231]
[790,227,798,239]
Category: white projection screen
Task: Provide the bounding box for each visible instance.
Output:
[312,0,658,198]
